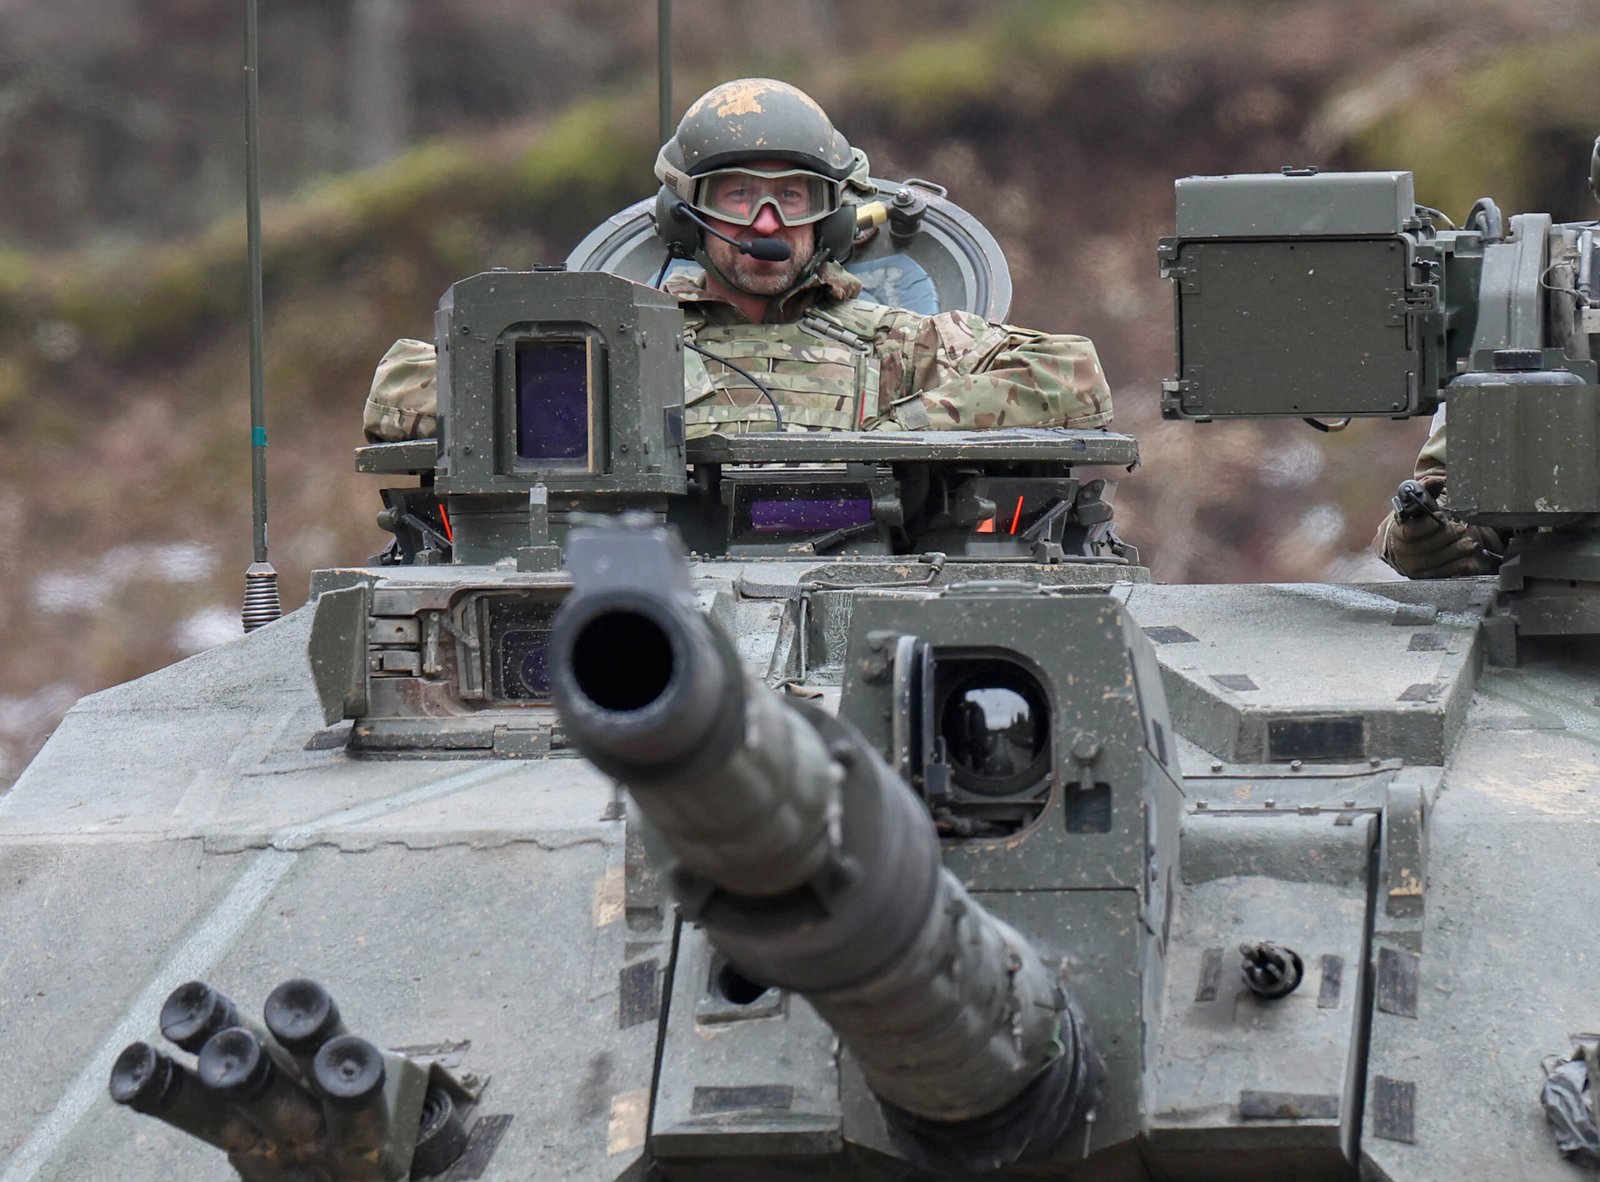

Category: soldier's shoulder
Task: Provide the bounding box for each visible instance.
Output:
[662,269,710,300]
[364,337,439,442]
[809,293,918,335]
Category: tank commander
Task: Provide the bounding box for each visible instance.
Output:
[1371,410,1503,579]
[364,78,1111,443]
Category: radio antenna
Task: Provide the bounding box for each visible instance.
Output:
[241,0,281,632]
[657,0,673,145]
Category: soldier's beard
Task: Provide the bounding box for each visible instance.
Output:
[706,231,817,297]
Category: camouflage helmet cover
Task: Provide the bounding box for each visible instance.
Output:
[654,78,855,201]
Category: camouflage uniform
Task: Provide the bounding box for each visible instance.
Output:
[365,262,1110,443]
[675,260,1109,438]
[1411,407,1448,483]
[364,338,439,444]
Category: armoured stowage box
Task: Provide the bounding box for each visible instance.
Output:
[1163,170,1447,420]
[6,168,1600,1182]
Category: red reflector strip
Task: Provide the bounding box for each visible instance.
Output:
[975,517,995,534]
[438,503,454,543]
[1009,495,1024,535]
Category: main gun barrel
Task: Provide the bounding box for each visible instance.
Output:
[550,549,840,899]
[549,522,1099,1171]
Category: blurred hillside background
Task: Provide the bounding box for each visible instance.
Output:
[2,0,1597,785]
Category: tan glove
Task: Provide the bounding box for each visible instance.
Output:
[1373,478,1502,579]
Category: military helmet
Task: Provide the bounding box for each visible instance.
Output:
[653,78,860,267]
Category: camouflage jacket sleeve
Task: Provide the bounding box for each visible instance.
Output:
[864,310,1112,431]
[363,338,440,442]
[1413,406,1448,483]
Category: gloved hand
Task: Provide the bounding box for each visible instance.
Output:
[1374,478,1503,579]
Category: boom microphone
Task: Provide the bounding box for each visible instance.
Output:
[673,202,792,262]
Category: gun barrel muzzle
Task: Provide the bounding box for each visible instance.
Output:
[552,588,842,897]
[554,590,733,769]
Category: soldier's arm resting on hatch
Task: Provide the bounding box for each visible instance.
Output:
[866,310,1112,431]
[363,338,440,442]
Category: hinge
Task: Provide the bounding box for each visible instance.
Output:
[1161,373,1205,419]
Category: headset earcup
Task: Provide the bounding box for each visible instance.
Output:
[653,187,700,259]
[817,204,858,264]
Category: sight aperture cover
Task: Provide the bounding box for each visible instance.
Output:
[487,596,559,701]
[515,340,591,465]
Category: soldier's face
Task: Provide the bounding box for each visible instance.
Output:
[701,162,817,295]
[704,212,816,295]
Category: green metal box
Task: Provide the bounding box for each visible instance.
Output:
[1449,366,1600,521]
[1160,171,1441,421]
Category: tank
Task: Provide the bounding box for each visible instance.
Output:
[3,147,1600,1182]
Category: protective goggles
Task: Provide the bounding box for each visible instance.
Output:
[691,167,844,227]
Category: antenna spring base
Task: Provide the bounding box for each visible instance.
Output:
[243,562,283,633]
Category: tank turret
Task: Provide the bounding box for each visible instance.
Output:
[314,265,1141,754]
[548,518,1101,1172]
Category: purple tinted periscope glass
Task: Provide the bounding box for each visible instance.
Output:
[516,342,589,463]
[749,498,873,533]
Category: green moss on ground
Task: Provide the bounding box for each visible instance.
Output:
[1338,35,1600,217]
[7,0,1387,377]
[19,90,653,367]
[0,249,29,297]
[875,0,1182,122]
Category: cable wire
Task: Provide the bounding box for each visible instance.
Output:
[684,340,786,432]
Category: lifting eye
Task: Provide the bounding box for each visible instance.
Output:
[937,663,1051,797]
